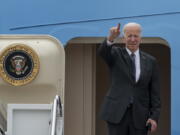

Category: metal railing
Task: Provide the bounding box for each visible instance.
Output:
[50,95,63,135]
[0,128,5,135]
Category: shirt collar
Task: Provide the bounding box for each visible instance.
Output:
[126,47,139,56]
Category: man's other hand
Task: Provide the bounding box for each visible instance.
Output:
[146,118,157,133]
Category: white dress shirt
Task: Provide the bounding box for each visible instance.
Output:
[126,48,141,82]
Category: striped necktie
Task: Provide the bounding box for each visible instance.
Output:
[130,53,136,82]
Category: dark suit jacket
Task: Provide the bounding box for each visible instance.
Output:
[99,39,161,129]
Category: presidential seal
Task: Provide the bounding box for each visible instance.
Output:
[0,44,40,86]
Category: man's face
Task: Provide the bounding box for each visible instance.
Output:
[123,26,141,52]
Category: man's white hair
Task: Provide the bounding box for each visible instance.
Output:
[123,22,142,35]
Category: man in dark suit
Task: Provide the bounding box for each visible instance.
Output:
[99,22,161,135]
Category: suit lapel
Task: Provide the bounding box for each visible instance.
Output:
[137,51,147,84]
[122,48,135,83]
[122,48,132,66]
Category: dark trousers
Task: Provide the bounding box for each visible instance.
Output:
[107,105,148,135]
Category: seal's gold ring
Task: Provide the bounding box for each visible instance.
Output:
[0,44,40,86]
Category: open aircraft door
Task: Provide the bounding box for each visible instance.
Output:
[0,35,65,135]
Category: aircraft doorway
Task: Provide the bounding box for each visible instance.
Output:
[65,37,170,135]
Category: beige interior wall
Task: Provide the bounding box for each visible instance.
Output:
[64,44,96,135]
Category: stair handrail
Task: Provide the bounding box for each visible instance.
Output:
[50,95,62,135]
